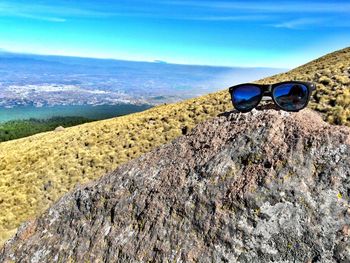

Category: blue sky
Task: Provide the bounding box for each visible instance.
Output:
[0,0,349,68]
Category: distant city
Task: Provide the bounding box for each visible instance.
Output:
[1,84,135,108]
[0,51,285,109]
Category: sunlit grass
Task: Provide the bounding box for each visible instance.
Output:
[0,47,349,245]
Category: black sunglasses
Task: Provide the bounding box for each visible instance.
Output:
[228,81,316,113]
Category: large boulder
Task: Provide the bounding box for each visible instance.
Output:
[1,109,349,262]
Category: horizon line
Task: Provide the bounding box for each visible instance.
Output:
[0,48,291,70]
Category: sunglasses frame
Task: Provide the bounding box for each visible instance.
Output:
[228,81,316,113]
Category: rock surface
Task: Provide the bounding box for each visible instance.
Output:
[54,126,65,132]
[1,109,350,262]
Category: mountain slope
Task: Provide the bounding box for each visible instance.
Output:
[257,47,350,125]
[0,47,349,245]
[1,109,349,262]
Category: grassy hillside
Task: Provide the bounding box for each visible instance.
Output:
[0,47,349,245]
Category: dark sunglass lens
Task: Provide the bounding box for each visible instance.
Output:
[231,85,262,111]
[273,83,308,111]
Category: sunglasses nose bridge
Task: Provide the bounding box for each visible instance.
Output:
[262,85,272,95]
[260,85,272,101]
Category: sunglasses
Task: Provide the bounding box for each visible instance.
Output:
[228,81,316,112]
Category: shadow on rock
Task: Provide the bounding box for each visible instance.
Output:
[218,102,280,117]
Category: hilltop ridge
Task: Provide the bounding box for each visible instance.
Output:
[0,47,349,245]
[1,109,349,262]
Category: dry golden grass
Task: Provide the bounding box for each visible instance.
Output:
[0,47,349,245]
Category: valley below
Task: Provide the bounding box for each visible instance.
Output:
[0,104,152,123]
[0,51,283,141]
[0,51,284,108]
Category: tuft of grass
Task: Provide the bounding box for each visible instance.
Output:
[0,47,349,245]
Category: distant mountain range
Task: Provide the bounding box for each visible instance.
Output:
[0,51,285,107]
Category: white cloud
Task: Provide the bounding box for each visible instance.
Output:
[183,15,268,21]
[0,1,109,22]
[1,0,349,26]
[13,13,66,23]
[272,17,350,29]
[273,18,323,29]
[164,1,350,13]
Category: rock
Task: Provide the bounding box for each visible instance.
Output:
[54,126,65,132]
[1,109,349,262]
